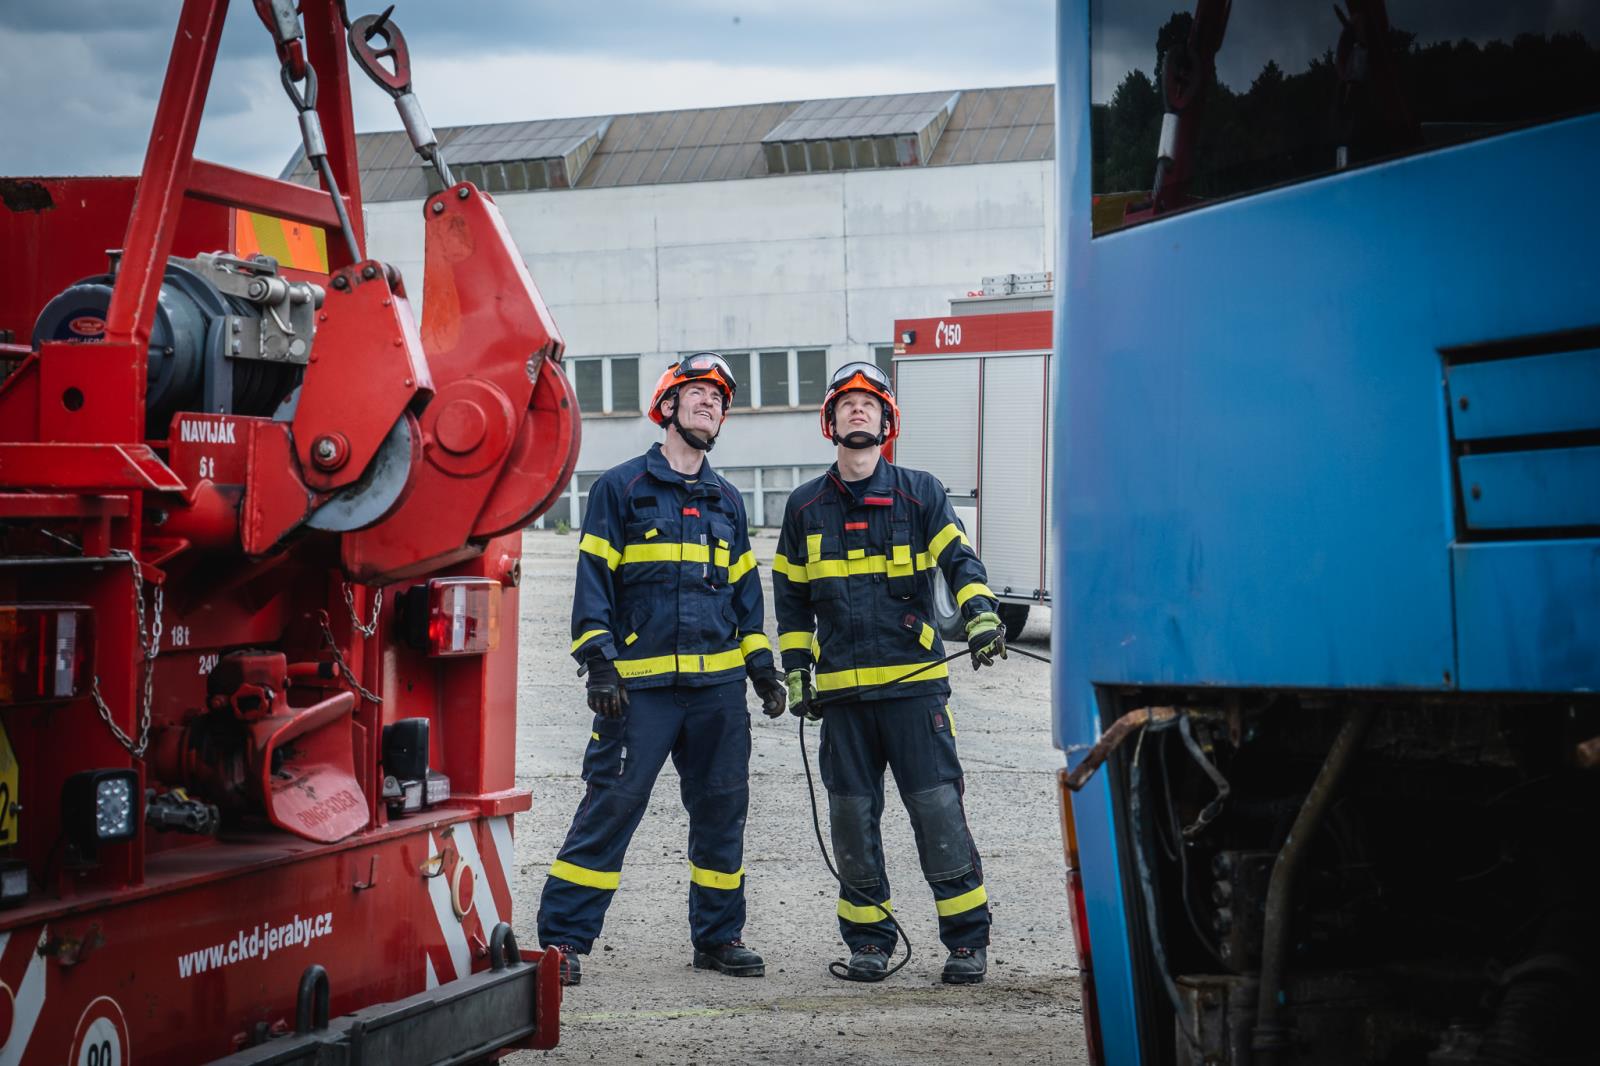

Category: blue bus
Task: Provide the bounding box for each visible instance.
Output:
[1052,3,1600,1063]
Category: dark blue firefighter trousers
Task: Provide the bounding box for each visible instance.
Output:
[537,681,751,954]
[819,694,991,952]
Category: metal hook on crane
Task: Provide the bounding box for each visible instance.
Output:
[347,7,455,189]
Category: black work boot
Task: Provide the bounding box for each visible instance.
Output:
[548,944,581,987]
[941,946,986,985]
[846,944,890,981]
[693,939,766,977]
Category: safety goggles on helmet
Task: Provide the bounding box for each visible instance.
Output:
[827,360,894,399]
[675,352,738,393]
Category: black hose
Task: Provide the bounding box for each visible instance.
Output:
[793,626,1049,981]
[1251,705,1375,1065]
[797,713,912,981]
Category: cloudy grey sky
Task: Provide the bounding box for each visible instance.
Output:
[1,0,1055,179]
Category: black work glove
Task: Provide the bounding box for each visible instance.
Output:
[585,657,629,718]
[751,666,787,719]
[965,612,1007,671]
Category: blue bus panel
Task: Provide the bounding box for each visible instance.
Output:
[1054,2,1600,1062]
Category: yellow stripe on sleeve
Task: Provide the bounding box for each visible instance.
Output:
[571,629,609,653]
[740,633,772,657]
[955,581,995,607]
[771,552,808,582]
[928,522,970,561]
[779,631,816,653]
[579,533,622,570]
[728,550,757,582]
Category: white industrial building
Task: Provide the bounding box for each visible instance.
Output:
[287,85,1055,526]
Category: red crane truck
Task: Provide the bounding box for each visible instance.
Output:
[0,1,578,1061]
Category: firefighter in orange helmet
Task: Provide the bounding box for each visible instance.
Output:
[773,360,1005,984]
[538,353,785,985]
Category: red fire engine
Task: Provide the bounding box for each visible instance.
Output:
[0,1,576,1062]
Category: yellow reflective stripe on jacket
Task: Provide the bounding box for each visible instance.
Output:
[837,898,894,924]
[550,859,621,891]
[779,631,816,653]
[689,863,744,890]
[918,622,935,650]
[815,660,949,691]
[571,628,609,654]
[728,550,757,582]
[622,541,713,565]
[615,647,747,678]
[806,532,824,560]
[955,581,996,607]
[804,552,935,581]
[772,552,807,582]
[934,884,988,917]
[740,633,772,657]
[928,522,970,561]
[590,731,601,741]
[579,533,622,570]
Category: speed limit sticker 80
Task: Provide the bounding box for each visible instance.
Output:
[70,997,129,1066]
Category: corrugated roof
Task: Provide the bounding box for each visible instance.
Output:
[281,85,1053,202]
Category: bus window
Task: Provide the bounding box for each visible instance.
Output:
[1090,1,1600,235]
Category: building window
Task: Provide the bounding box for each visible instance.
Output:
[537,465,832,529]
[797,349,827,404]
[611,356,639,412]
[759,351,790,407]
[568,355,640,415]
[733,464,832,526]
[572,360,603,412]
[687,348,829,411]
[722,467,757,521]
[722,352,751,408]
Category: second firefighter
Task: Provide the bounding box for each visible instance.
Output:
[774,360,1007,985]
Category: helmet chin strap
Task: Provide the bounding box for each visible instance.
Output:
[666,392,720,451]
[836,430,881,450]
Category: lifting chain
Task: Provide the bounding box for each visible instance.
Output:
[89,550,163,759]
[317,609,382,705]
[341,582,383,638]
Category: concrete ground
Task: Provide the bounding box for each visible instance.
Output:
[506,529,1086,1065]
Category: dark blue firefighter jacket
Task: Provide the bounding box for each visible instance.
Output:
[773,458,996,702]
[570,443,774,688]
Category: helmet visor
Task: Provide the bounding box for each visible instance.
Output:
[828,360,894,398]
[676,352,737,389]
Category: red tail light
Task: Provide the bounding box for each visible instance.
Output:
[1058,768,1106,1065]
[422,578,500,658]
[0,604,92,705]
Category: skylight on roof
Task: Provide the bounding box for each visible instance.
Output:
[760,92,959,174]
